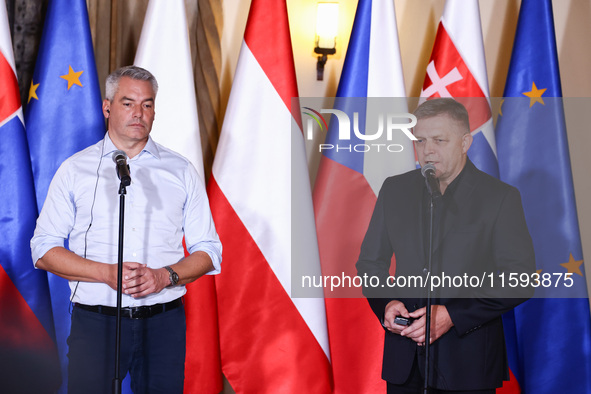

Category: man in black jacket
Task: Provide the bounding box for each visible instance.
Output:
[356,98,535,393]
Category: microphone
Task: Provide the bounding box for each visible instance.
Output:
[421,163,441,200]
[112,150,131,187]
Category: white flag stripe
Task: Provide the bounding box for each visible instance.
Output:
[367,0,405,97]
[134,0,204,180]
[0,1,24,126]
[364,0,414,195]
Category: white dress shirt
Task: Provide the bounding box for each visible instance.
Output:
[31,133,222,307]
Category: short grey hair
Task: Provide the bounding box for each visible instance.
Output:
[105,65,158,101]
[414,98,470,134]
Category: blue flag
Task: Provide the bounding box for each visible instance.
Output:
[24,0,105,391]
[495,0,591,392]
[25,0,105,210]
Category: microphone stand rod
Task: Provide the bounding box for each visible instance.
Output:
[424,197,434,394]
[112,182,126,394]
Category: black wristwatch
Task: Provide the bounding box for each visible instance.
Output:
[164,266,179,286]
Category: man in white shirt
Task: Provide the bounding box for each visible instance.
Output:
[31,65,222,394]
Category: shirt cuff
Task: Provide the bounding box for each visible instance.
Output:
[30,236,65,267]
[188,242,222,275]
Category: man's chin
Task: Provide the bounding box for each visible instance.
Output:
[125,129,150,138]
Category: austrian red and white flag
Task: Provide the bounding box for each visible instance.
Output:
[134,2,222,392]
[421,0,499,177]
[208,0,331,392]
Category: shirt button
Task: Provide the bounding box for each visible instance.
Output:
[423,268,429,275]
[132,252,137,257]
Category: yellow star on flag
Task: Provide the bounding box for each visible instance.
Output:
[560,253,584,277]
[522,82,547,107]
[28,80,40,103]
[60,65,84,90]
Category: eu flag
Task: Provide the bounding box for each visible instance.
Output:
[495,0,591,392]
[24,0,105,391]
[25,0,105,209]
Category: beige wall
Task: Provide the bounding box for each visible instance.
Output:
[89,0,591,311]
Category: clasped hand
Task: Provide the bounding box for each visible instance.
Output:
[106,262,168,298]
[383,300,454,346]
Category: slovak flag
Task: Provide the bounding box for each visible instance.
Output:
[0,0,60,391]
[420,0,498,178]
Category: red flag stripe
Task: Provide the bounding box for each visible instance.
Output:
[496,368,522,394]
[208,176,332,393]
[0,264,56,352]
[0,51,20,122]
[184,273,223,393]
[314,156,381,295]
[314,157,387,393]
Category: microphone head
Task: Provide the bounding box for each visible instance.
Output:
[112,150,127,163]
[421,163,436,178]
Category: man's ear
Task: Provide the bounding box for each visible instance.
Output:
[102,100,111,118]
[462,132,473,154]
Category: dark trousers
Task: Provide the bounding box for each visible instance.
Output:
[387,354,496,394]
[67,304,186,394]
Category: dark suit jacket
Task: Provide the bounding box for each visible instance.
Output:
[356,160,535,391]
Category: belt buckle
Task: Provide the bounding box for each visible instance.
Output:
[130,306,146,319]
[126,302,170,319]
[122,307,134,319]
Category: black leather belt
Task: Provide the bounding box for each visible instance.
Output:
[75,298,182,319]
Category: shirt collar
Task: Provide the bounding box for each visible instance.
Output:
[101,132,161,160]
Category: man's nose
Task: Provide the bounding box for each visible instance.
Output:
[423,139,435,155]
[132,105,142,118]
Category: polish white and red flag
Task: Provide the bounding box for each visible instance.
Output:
[133,2,222,392]
[420,0,499,177]
[207,0,331,392]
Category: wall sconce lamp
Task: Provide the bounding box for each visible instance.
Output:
[314,2,338,81]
